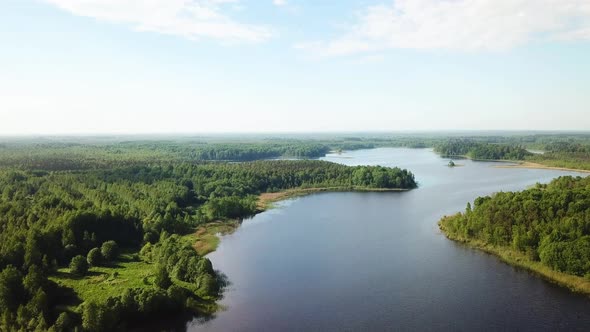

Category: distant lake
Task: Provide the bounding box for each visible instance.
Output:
[190,148,590,331]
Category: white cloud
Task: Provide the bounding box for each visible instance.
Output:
[273,0,287,6]
[44,0,273,43]
[298,0,590,56]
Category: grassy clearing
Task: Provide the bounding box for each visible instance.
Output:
[183,221,239,256]
[49,252,155,305]
[49,251,219,314]
[439,220,590,295]
[493,161,590,173]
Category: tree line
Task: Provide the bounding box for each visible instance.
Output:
[434,139,532,160]
[440,175,590,277]
[0,159,416,331]
[528,141,590,171]
[2,134,590,171]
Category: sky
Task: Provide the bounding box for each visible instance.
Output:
[1,0,590,135]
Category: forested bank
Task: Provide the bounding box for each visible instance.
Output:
[434,139,532,160]
[0,137,431,170]
[439,175,590,293]
[1,133,590,330]
[1,134,589,171]
[0,158,416,331]
[434,138,590,171]
[527,141,590,171]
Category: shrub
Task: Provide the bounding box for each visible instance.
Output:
[154,264,171,289]
[70,255,88,276]
[87,248,102,267]
[101,241,119,261]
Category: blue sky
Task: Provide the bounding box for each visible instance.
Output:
[1,0,590,134]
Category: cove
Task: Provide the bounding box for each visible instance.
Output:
[190,148,590,331]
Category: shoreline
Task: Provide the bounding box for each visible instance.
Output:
[438,218,590,296]
[257,186,408,210]
[440,153,590,174]
[192,186,410,256]
[493,161,590,174]
[190,221,240,256]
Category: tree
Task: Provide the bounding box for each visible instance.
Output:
[52,312,73,332]
[24,231,42,268]
[0,266,24,312]
[166,285,187,311]
[26,288,48,316]
[1,309,16,331]
[23,265,44,294]
[197,273,219,296]
[87,248,102,267]
[82,302,103,332]
[70,255,88,276]
[101,241,119,261]
[154,264,171,289]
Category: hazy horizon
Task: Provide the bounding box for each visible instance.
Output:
[3,130,590,141]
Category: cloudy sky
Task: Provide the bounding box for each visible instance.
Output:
[2,0,590,134]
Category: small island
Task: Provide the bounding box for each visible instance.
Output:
[447,160,464,167]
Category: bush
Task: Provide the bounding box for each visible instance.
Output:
[87,248,102,267]
[154,264,171,289]
[101,241,119,261]
[70,255,88,276]
[52,312,73,332]
[0,265,25,311]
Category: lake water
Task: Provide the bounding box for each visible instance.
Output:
[190,148,590,331]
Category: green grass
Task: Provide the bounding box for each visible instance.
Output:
[49,251,219,315]
[182,221,239,256]
[49,252,155,306]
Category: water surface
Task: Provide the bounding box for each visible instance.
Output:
[191,148,590,331]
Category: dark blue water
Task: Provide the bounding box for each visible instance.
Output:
[190,148,590,331]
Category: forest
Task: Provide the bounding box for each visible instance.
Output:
[528,141,590,171]
[0,137,415,170]
[434,137,590,171]
[440,175,590,282]
[434,139,532,160]
[0,152,416,331]
[3,133,589,171]
[1,132,590,330]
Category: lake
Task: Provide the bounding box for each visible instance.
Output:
[190,148,590,331]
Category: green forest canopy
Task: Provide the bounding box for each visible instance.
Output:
[440,175,590,278]
[1,132,590,330]
[0,157,416,331]
[1,133,589,170]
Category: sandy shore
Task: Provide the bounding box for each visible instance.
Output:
[257,186,407,210]
[494,162,590,174]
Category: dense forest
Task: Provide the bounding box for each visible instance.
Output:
[440,175,590,280]
[1,133,590,171]
[433,137,590,170]
[2,132,590,330]
[434,139,532,160]
[528,141,590,171]
[0,156,416,331]
[0,137,419,170]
